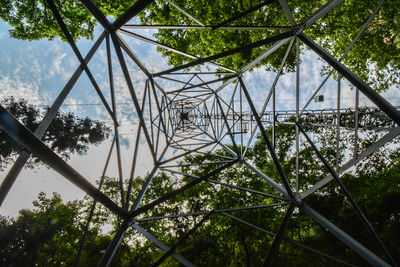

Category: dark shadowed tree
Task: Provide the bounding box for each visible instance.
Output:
[0,97,110,170]
[0,192,133,266]
[1,121,399,265]
[83,121,400,265]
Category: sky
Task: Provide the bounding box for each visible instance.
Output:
[1,15,400,218]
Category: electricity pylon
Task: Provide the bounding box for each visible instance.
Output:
[0,0,398,266]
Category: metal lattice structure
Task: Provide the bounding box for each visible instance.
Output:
[0,0,399,266]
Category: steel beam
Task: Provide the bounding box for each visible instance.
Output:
[295,37,300,193]
[160,167,286,201]
[298,33,400,125]
[212,0,275,30]
[118,29,235,73]
[302,204,390,267]
[152,211,213,266]
[300,0,383,116]
[154,31,294,77]
[122,25,292,30]
[125,83,149,207]
[110,31,157,163]
[131,224,194,266]
[128,160,238,220]
[278,0,296,26]
[79,0,110,29]
[336,74,341,172]
[0,31,106,206]
[165,0,204,26]
[239,78,295,200]
[0,105,127,218]
[301,127,400,198]
[240,37,292,74]
[74,136,116,267]
[296,122,396,265]
[106,34,126,210]
[263,203,294,266]
[243,38,295,156]
[46,0,117,125]
[113,0,154,29]
[98,221,129,267]
[301,0,344,29]
[242,160,288,198]
[223,213,357,266]
[134,203,288,222]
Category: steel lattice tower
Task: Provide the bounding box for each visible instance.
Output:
[0,0,399,266]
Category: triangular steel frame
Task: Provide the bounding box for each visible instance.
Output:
[0,0,398,266]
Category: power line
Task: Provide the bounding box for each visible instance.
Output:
[33,96,399,107]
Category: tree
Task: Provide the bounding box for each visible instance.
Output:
[79,121,396,266]
[2,134,399,265]
[77,115,400,265]
[0,192,133,266]
[1,115,399,265]
[139,0,296,72]
[0,97,110,170]
[0,0,95,41]
[1,1,398,91]
[0,0,135,41]
[139,0,400,92]
[0,192,84,266]
[113,116,399,265]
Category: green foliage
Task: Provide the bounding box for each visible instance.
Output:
[2,122,400,265]
[304,0,400,92]
[1,1,398,91]
[0,192,135,266]
[74,119,400,266]
[0,0,96,41]
[140,0,400,91]
[123,123,400,265]
[0,0,138,42]
[0,192,84,266]
[0,97,110,170]
[140,0,296,73]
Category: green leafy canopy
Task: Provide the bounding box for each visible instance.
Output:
[0,1,399,91]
